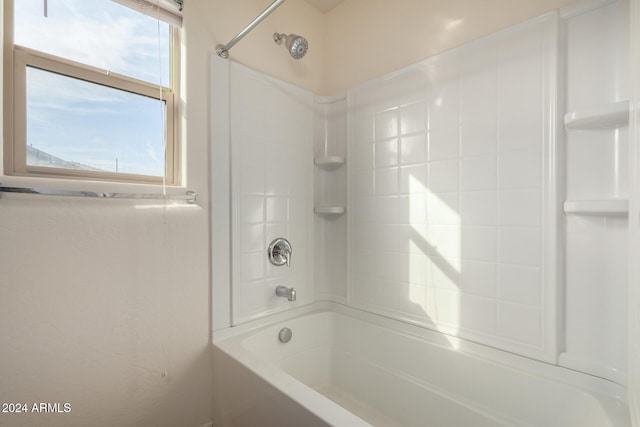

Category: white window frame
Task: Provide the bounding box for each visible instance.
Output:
[3,1,181,185]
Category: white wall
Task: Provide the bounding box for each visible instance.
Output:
[313,96,348,302]
[0,199,211,427]
[348,13,559,361]
[229,62,314,324]
[628,1,640,422]
[561,0,630,383]
[324,0,578,94]
[0,3,215,427]
[341,0,631,383]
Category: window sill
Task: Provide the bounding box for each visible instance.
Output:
[0,175,195,203]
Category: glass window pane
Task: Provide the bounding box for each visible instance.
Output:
[26,67,166,178]
[15,0,171,87]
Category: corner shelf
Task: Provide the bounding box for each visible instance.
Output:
[314,206,346,216]
[563,199,628,216]
[314,156,345,170]
[564,100,629,130]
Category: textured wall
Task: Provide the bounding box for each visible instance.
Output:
[0,2,214,426]
[0,200,211,427]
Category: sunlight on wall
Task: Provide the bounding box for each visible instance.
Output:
[445,19,464,32]
[348,6,556,363]
[408,174,461,344]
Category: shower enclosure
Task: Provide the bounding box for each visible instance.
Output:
[211,0,639,423]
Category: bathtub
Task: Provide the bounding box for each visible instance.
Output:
[212,302,630,426]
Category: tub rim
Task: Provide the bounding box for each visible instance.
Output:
[213,300,629,425]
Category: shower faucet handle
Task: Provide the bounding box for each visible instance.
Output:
[268,238,292,267]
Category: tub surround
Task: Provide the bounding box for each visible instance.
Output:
[560,0,629,384]
[229,62,315,324]
[348,11,557,363]
[212,0,634,424]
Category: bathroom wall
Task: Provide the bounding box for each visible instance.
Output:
[313,96,348,302]
[0,3,218,426]
[560,0,629,383]
[229,62,314,324]
[342,0,631,381]
[212,0,631,382]
[629,1,640,419]
[348,13,559,361]
[324,0,578,94]
[199,0,584,96]
[208,0,628,331]
[211,61,349,327]
[207,0,635,419]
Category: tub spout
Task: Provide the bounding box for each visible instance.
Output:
[276,285,296,302]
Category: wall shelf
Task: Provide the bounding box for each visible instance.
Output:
[314,206,346,215]
[564,100,629,130]
[563,199,628,216]
[314,156,345,170]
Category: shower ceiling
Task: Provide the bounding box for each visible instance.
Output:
[304,0,344,13]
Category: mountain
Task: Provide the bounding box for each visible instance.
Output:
[27,145,104,171]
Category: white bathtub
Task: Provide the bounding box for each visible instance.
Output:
[212,302,630,426]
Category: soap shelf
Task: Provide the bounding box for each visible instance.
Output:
[564,100,629,130]
[314,156,345,170]
[314,206,346,215]
[563,199,628,216]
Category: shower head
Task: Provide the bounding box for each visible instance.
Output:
[273,33,308,59]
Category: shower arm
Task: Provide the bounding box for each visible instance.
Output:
[216,0,286,59]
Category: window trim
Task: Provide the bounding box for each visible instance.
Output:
[3,1,180,186]
[112,0,183,27]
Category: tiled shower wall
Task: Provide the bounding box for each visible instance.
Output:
[561,0,629,382]
[314,97,348,302]
[349,15,558,361]
[222,0,628,379]
[230,63,314,324]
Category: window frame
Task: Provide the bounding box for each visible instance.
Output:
[3,1,181,185]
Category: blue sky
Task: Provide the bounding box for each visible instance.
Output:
[15,0,172,177]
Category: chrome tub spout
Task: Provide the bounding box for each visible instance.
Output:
[276,285,296,302]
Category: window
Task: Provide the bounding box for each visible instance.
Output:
[5,0,181,184]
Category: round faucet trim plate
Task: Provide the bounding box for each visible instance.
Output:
[268,238,292,267]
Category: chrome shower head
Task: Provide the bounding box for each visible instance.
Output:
[273,33,308,59]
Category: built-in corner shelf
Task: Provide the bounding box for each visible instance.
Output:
[314,156,345,170]
[314,155,346,217]
[563,199,628,216]
[314,206,346,216]
[564,100,629,130]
